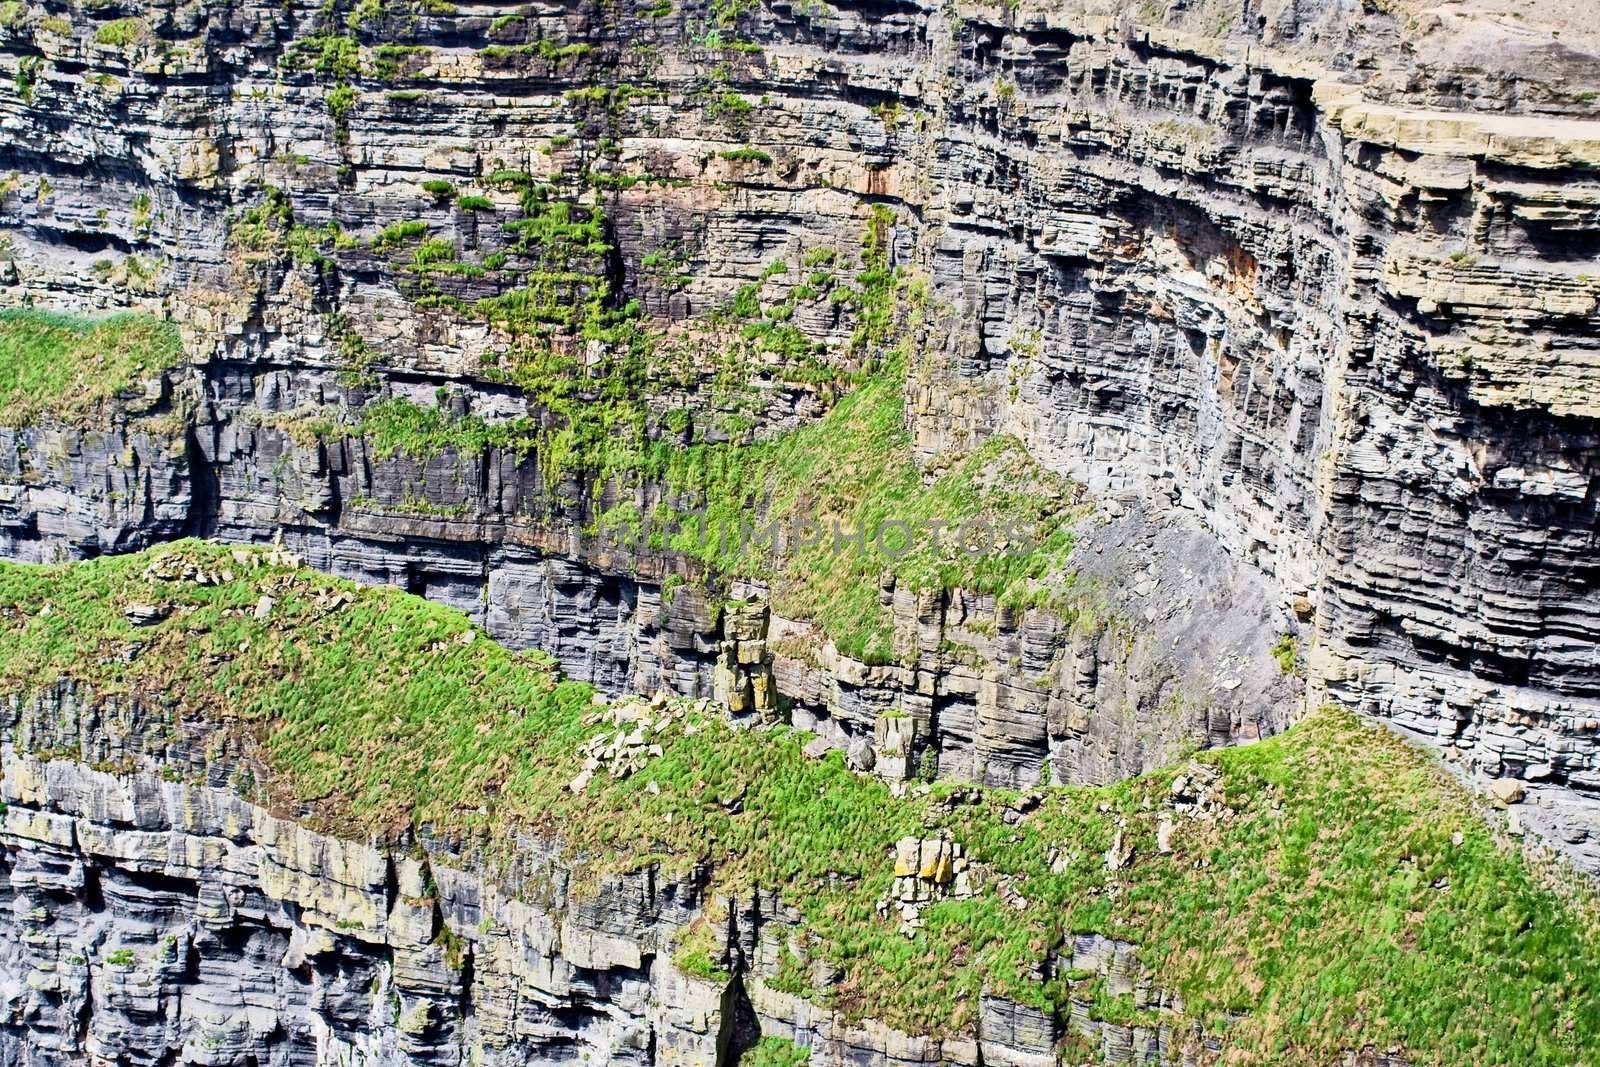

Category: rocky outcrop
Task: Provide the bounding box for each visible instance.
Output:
[0,680,1204,1067]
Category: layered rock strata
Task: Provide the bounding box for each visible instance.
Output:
[0,0,1596,1060]
[0,681,1197,1067]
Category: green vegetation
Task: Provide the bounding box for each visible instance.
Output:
[326,81,357,135]
[706,91,755,130]
[372,219,430,253]
[458,189,617,352]
[371,43,430,81]
[337,202,1072,660]
[15,54,41,104]
[130,192,152,236]
[345,0,383,29]
[3,542,1600,1064]
[104,948,136,967]
[455,194,494,212]
[278,32,361,140]
[673,918,730,981]
[94,17,146,46]
[717,147,771,164]
[481,39,593,63]
[283,34,360,79]
[1272,632,1300,675]
[575,206,1075,661]
[743,1037,810,1067]
[644,365,1084,663]
[561,83,663,120]
[354,397,532,459]
[228,187,352,269]
[420,179,455,200]
[0,309,182,427]
[709,0,755,26]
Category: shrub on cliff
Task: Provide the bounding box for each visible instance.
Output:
[93,17,146,46]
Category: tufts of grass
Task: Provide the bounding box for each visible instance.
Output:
[743,1037,811,1066]
[643,360,1085,663]
[0,309,182,428]
[372,219,430,253]
[2,544,1599,1064]
[1271,632,1300,674]
[355,396,532,460]
[94,17,146,46]
[673,918,731,981]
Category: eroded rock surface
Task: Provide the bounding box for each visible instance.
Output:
[0,0,1598,1059]
[0,681,1203,1067]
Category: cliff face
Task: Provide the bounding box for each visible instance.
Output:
[1,0,1593,818]
[3,680,1184,1067]
[4,546,1597,1067]
[0,0,1598,1060]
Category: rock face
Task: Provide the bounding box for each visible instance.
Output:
[0,681,1200,1067]
[0,0,1343,795]
[0,0,1597,1059]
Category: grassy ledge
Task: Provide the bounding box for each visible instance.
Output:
[351,359,1086,665]
[0,308,183,428]
[1,542,1598,1063]
[645,361,1087,663]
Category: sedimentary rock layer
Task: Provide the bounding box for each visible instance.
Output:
[1,0,1593,814]
[0,0,1598,1058]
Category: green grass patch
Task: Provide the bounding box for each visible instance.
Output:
[0,309,182,428]
[370,43,430,81]
[717,147,771,164]
[644,364,1085,663]
[2,543,1599,1063]
[94,17,146,46]
[1272,632,1300,674]
[354,396,534,459]
[743,1037,810,1066]
[372,219,430,253]
[283,34,360,80]
[673,917,731,981]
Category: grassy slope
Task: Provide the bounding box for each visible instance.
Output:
[0,309,183,427]
[1,542,1597,1064]
[646,366,1086,662]
[354,356,1084,665]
